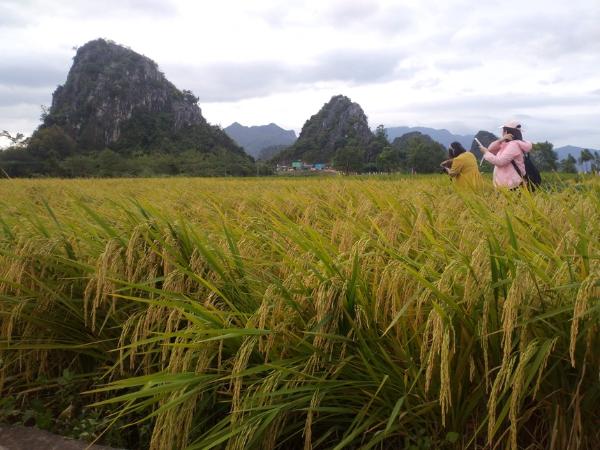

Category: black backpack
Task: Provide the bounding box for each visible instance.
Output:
[511,150,542,190]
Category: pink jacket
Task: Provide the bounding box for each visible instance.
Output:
[484,139,532,189]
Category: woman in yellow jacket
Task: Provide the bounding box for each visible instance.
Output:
[441,142,482,189]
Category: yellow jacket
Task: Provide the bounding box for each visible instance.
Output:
[448,152,482,189]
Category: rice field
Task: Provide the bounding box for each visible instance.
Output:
[0,175,599,449]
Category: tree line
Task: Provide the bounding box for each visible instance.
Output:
[1,127,598,177]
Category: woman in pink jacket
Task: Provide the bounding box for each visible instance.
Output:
[478,120,532,189]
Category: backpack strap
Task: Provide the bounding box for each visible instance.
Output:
[510,159,524,179]
[510,146,526,182]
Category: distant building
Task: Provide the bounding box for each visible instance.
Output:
[313,163,326,170]
[292,161,303,170]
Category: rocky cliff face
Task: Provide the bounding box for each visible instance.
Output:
[470,130,498,161]
[275,95,375,163]
[41,39,230,153]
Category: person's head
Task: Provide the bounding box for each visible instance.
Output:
[501,120,523,141]
[449,141,466,158]
[502,127,523,141]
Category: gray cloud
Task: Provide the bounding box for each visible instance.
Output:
[0,0,177,22]
[390,93,600,147]
[0,103,45,143]
[323,0,380,26]
[403,93,600,112]
[252,1,414,36]
[69,0,178,19]
[0,3,28,28]
[447,6,600,62]
[0,62,66,88]
[0,86,52,107]
[167,48,411,102]
[0,52,69,110]
[1,0,598,147]
[307,48,407,83]
[412,78,441,90]
[434,59,482,72]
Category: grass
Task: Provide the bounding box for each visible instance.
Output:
[0,174,599,449]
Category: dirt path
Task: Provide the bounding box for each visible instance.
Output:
[0,425,122,450]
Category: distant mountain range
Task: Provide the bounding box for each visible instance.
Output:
[223,121,597,166]
[554,145,599,161]
[224,122,296,158]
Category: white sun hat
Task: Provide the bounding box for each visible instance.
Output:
[499,119,522,129]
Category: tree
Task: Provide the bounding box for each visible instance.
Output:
[558,154,578,173]
[376,146,402,172]
[1,130,29,148]
[405,138,446,173]
[40,105,50,123]
[60,154,96,177]
[182,90,199,104]
[578,149,594,173]
[374,125,388,145]
[389,132,446,173]
[28,126,76,158]
[531,141,558,172]
[332,142,365,174]
[590,151,600,173]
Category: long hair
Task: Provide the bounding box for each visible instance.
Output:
[449,141,466,158]
[503,126,523,141]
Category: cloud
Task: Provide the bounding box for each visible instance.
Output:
[0,61,66,88]
[167,48,411,102]
[445,4,600,62]
[412,78,441,90]
[248,0,414,36]
[306,48,408,83]
[1,0,599,147]
[434,59,482,72]
[0,3,28,28]
[0,103,44,142]
[384,91,600,147]
[71,0,179,18]
[322,0,380,26]
[0,0,178,32]
[0,51,68,112]
[0,86,52,107]
[402,93,600,113]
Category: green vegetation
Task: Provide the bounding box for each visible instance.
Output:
[273,95,378,165]
[1,175,599,449]
[559,154,578,173]
[0,117,258,177]
[531,141,558,172]
[378,133,446,173]
[0,145,257,177]
[332,140,365,174]
[0,39,256,178]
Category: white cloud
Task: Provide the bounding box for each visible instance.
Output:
[0,0,598,147]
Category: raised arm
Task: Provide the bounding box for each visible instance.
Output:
[483,142,522,166]
[516,140,532,152]
[488,139,504,154]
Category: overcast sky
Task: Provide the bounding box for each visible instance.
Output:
[1,0,599,148]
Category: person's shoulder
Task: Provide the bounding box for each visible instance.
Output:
[505,141,523,153]
[458,152,477,162]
